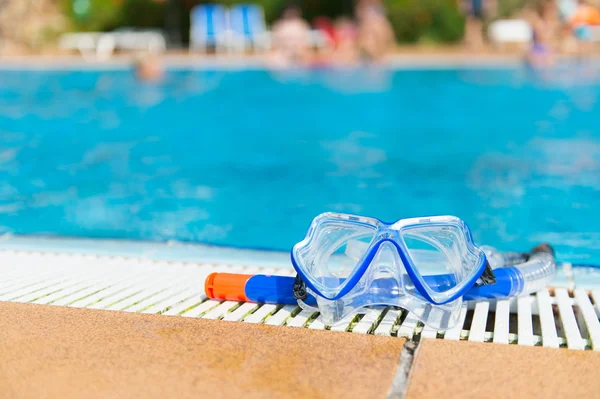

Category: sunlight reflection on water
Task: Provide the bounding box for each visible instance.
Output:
[0,65,599,263]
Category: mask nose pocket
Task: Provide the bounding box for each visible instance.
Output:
[363,241,414,300]
[315,240,414,324]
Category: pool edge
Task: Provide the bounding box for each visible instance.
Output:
[0,235,292,269]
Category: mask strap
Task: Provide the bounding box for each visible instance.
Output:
[297,297,319,312]
[477,260,496,286]
[293,274,320,311]
[293,274,308,301]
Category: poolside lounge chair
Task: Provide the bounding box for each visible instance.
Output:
[59,32,115,62]
[228,4,271,52]
[190,4,229,53]
[112,29,167,54]
[488,19,533,48]
[59,30,166,61]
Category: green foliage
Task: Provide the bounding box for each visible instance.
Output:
[62,0,117,31]
[385,0,465,44]
[215,0,287,23]
[62,0,466,44]
[63,0,165,32]
[204,0,348,24]
[120,0,165,29]
[497,0,535,18]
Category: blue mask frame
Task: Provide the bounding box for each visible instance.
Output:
[291,213,491,306]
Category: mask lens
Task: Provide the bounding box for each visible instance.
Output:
[294,221,377,297]
[401,224,484,299]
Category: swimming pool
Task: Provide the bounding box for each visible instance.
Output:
[0,65,599,264]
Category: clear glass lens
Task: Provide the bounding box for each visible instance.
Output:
[293,220,377,296]
[401,224,482,295]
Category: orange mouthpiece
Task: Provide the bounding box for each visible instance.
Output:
[205,272,252,302]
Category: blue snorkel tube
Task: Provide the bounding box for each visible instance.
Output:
[206,244,556,306]
[464,243,556,301]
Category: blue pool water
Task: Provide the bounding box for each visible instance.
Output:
[0,65,599,263]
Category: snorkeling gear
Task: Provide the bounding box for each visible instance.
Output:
[291,213,556,330]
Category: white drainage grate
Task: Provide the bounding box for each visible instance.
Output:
[1,250,599,351]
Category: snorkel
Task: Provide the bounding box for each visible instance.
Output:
[467,244,556,300]
[205,213,557,330]
[290,213,557,330]
[205,244,555,330]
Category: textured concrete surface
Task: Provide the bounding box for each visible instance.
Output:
[0,302,406,399]
[405,338,600,399]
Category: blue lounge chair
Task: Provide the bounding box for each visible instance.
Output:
[228,4,271,52]
[190,4,229,53]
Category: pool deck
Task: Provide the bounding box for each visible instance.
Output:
[1,237,600,397]
[1,301,599,398]
[0,302,406,399]
[2,51,600,70]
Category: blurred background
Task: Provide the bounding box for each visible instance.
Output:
[0,0,599,264]
[3,0,600,55]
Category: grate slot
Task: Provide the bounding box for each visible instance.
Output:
[203,300,241,320]
[161,296,205,316]
[286,309,318,328]
[374,308,403,336]
[0,269,76,296]
[517,296,535,346]
[396,312,419,339]
[492,299,511,344]
[45,262,167,306]
[352,309,383,334]
[444,306,468,341]
[72,273,167,309]
[139,286,200,314]
[243,304,279,324]
[13,278,92,304]
[183,299,220,317]
[0,276,71,302]
[420,324,439,339]
[462,308,475,332]
[331,314,360,332]
[591,290,600,318]
[307,314,327,330]
[573,289,600,350]
[555,288,586,350]
[468,301,490,342]
[484,310,497,335]
[419,308,440,339]
[265,304,297,326]
[537,289,560,348]
[222,302,260,322]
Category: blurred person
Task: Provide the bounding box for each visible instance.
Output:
[355,0,394,61]
[559,0,578,20]
[269,3,313,68]
[527,1,556,67]
[311,16,337,66]
[313,16,337,49]
[313,16,361,66]
[331,17,361,65]
[569,0,600,52]
[134,55,164,83]
[463,0,486,49]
